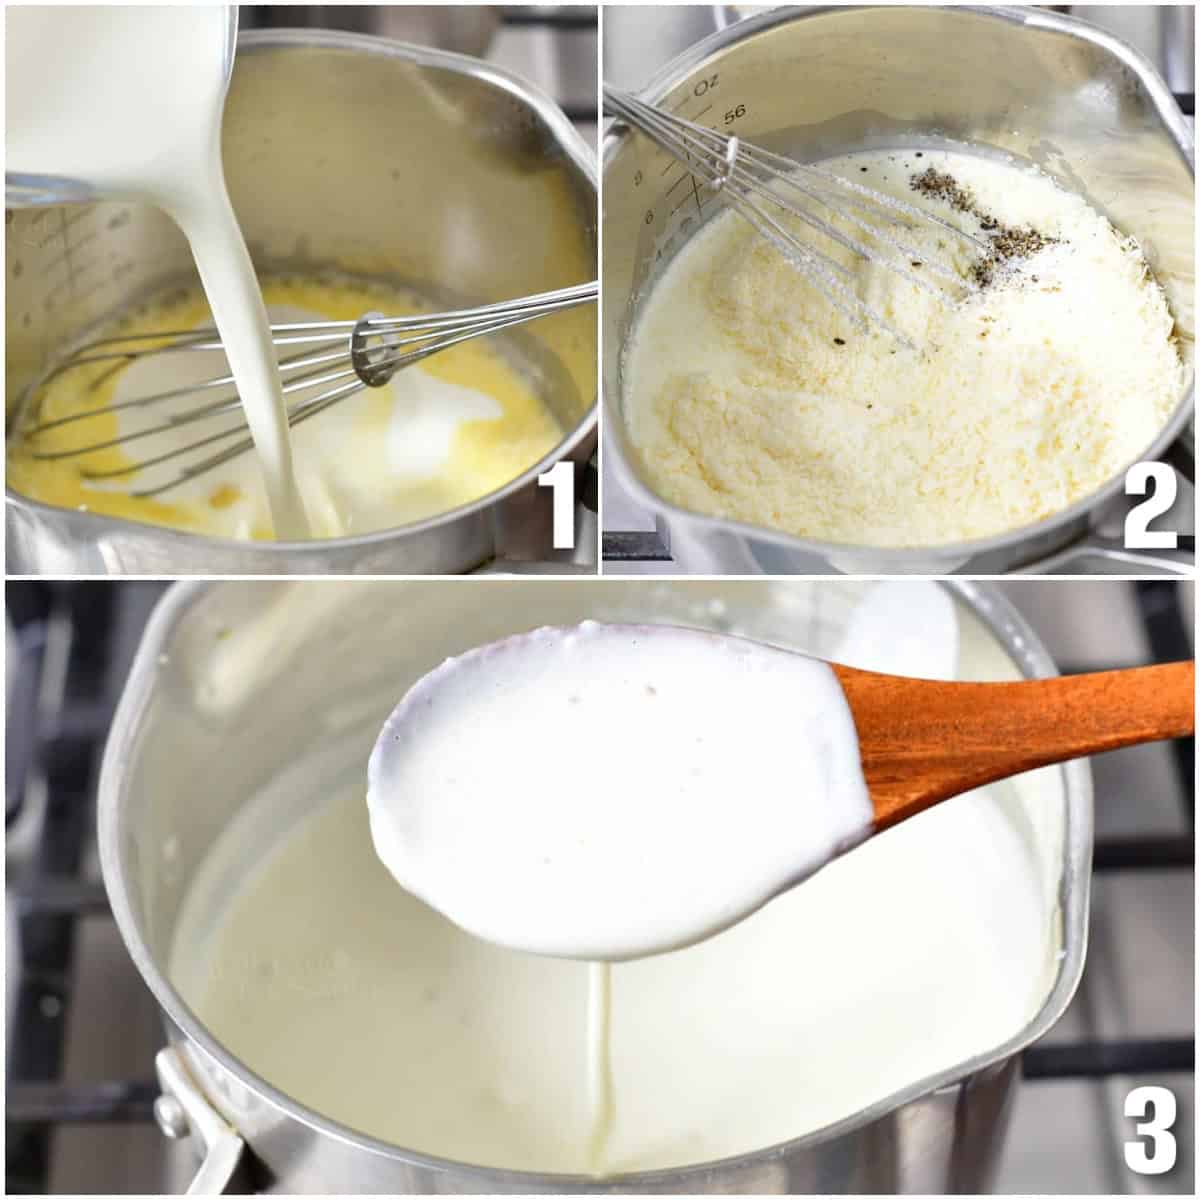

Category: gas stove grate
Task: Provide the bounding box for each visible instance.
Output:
[4,580,1195,1191]
[7,584,125,1193]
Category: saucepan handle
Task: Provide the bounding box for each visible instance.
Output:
[1160,436,1195,488]
[154,1046,246,1195]
[1023,533,1196,576]
[485,452,599,572]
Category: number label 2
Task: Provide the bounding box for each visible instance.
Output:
[1124,462,1179,550]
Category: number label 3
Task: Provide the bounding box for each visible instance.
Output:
[1124,462,1178,550]
[1124,1085,1177,1175]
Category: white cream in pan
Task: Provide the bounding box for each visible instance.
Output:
[169,583,1064,1175]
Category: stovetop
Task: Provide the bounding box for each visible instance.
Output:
[4,578,1193,1193]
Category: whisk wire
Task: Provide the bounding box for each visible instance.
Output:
[21,281,596,497]
[603,86,987,343]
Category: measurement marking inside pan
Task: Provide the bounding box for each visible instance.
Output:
[670,192,693,217]
[656,104,720,209]
[57,210,78,300]
[666,170,691,196]
[8,227,43,251]
[46,255,99,294]
[45,231,98,274]
[670,177,705,219]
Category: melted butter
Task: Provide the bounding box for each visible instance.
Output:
[8,277,563,539]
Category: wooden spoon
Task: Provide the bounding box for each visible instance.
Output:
[832,660,1195,831]
[368,623,1194,961]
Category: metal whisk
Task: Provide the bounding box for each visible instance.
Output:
[604,86,988,345]
[20,281,596,497]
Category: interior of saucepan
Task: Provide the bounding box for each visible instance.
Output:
[104,581,1087,1181]
[5,35,597,530]
[604,6,1194,561]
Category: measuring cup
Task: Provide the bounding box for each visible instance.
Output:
[4,6,238,208]
[603,4,1195,574]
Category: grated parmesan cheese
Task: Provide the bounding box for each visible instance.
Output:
[623,148,1187,548]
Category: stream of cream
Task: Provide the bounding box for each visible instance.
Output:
[586,962,615,1171]
[6,6,310,537]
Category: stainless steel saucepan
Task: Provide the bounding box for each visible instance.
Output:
[99,579,1090,1192]
[6,31,597,575]
[603,4,1194,574]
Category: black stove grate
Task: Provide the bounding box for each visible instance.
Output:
[7,584,124,1193]
[4,580,1195,1191]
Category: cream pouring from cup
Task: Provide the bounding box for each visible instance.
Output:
[5,5,310,538]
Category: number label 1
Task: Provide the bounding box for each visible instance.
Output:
[1124,462,1178,549]
[1124,1085,1177,1175]
[538,461,575,550]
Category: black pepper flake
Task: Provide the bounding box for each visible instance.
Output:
[833,337,846,346]
[911,167,974,213]
[860,166,868,173]
[910,165,1061,289]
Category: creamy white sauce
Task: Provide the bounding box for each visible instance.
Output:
[6,6,310,538]
[836,580,958,680]
[366,621,872,960]
[169,581,1064,1175]
[625,147,1183,547]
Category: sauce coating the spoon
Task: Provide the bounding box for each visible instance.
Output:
[367,620,872,960]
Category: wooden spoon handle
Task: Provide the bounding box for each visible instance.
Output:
[832,660,1195,830]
